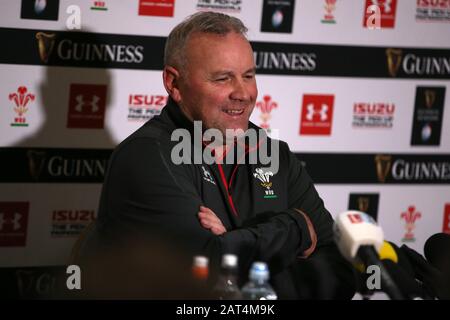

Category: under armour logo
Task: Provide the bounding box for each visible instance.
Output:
[370,0,393,13]
[75,94,100,113]
[0,212,22,231]
[306,103,329,121]
[201,166,216,185]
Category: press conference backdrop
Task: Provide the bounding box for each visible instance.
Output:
[0,0,449,269]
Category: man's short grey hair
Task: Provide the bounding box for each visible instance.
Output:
[164,11,248,68]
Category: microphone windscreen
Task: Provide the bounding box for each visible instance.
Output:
[424,233,450,272]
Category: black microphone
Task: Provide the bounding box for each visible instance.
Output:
[357,245,406,300]
[378,241,426,299]
[380,246,425,299]
[381,260,422,297]
[384,241,416,278]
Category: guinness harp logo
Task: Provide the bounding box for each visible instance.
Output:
[425,90,436,108]
[36,32,56,63]
[27,150,47,180]
[357,197,370,213]
[348,193,379,221]
[375,154,392,183]
[386,48,403,77]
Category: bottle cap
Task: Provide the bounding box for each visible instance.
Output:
[193,256,209,267]
[192,256,209,280]
[222,254,238,267]
[249,261,270,281]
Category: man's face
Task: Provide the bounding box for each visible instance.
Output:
[176,31,258,136]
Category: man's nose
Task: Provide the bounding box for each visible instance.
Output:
[230,78,250,101]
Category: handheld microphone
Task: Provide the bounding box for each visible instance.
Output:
[354,241,398,273]
[334,211,406,300]
[353,241,399,299]
[380,241,425,299]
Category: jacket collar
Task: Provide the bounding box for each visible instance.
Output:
[164,97,196,135]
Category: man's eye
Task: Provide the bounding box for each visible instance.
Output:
[215,77,228,82]
[245,74,255,79]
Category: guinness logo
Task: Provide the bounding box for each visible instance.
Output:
[357,197,370,213]
[36,32,55,63]
[425,90,436,108]
[386,48,403,77]
[375,154,392,183]
[27,150,47,180]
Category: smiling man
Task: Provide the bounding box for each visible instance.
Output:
[79,12,356,299]
[164,30,257,135]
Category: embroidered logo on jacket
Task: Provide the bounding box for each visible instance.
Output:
[254,168,277,199]
[201,166,216,185]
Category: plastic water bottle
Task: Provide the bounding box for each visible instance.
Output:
[213,254,243,300]
[241,262,277,300]
[192,255,209,281]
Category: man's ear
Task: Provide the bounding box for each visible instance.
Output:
[163,66,182,103]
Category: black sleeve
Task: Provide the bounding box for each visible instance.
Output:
[217,207,313,275]
[78,137,222,298]
[283,143,357,298]
[284,142,335,248]
[95,137,213,255]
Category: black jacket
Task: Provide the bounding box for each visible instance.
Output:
[79,98,356,299]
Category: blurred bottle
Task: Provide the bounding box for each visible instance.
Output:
[192,255,209,281]
[213,254,242,300]
[241,262,277,300]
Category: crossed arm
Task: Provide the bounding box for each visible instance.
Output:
[198,205,317,259]
[198,205,227,235]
